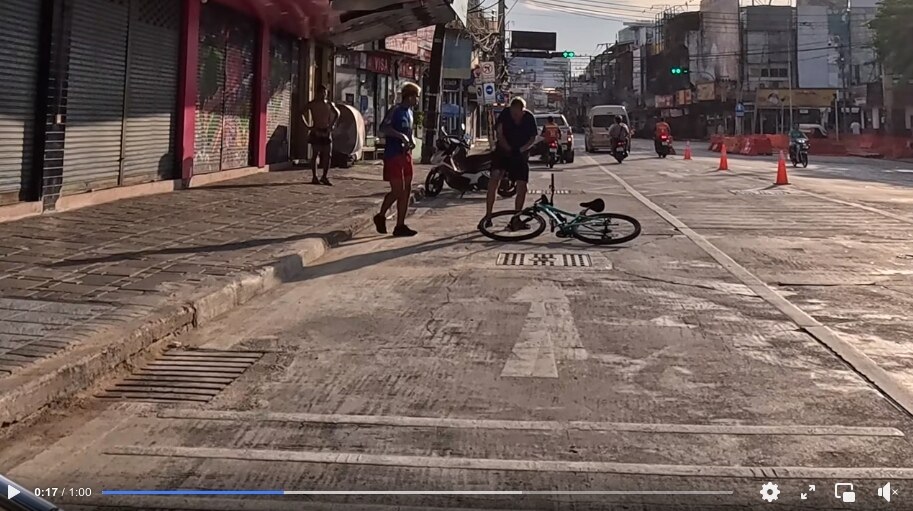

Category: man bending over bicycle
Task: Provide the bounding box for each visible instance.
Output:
[481,97,538,231]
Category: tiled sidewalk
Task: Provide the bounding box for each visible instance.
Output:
[0,165,425,416]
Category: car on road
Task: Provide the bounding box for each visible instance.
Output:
[585,105,630,153]
[531,113,575,164]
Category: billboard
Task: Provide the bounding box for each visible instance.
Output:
[385,31,419,55]
[756,88,837,108]
[510,31,557,52]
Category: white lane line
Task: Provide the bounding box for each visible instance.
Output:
[157,409,904,437]
[588,155,913,417]
[107,445,913,479]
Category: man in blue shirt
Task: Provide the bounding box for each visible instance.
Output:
[482,97,538,230]
[374,83,420,237]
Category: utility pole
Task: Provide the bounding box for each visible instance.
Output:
[421,24,446,164]
[498,0,506,90]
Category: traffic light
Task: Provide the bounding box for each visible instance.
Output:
[670,67,689,75]
[561,51,575,58]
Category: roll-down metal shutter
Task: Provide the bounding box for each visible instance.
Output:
[122,0,181,185]
[62,0,129,194]
[0,0,42,205]
[220,19,255,170]
[194,4,254,173]
[266,34,297,165]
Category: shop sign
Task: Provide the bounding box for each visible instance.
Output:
[366,53,392,75]
[385,32,420,56]
[756,88,837,108]
[398,61,418,80]
[655,95,674,108]
[442,79,461,91]
[675,89,692,106]
[697,83,716,102]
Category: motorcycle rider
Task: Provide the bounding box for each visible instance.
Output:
[788,124,808,161]
[608,115,630,153]
[654,116,671,153]
[541,116,562,160]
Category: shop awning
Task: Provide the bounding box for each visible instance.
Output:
[328,0,463,46]
[211,0,464,45]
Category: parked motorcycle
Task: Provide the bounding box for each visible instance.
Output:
[546,140,559,169]
[612,138,628,163]
[790,139,809,168]
[656,133,672,158]
[425,128,517,198]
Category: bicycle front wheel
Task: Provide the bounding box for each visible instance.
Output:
[571,213,641,245]
[479,210,547,242]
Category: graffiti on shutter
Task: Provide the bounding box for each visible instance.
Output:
[220,21,254,170]
[194,7,226,174]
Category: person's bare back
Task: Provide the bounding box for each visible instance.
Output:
[306,100,335,131]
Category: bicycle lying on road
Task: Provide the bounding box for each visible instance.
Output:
[478,174,642,245]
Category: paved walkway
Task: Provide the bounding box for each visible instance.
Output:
[0,165,426,382]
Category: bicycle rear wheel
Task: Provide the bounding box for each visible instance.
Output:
[571,213,641,245]
[478,210,547,242]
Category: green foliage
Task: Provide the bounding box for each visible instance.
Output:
[870,0,913,79]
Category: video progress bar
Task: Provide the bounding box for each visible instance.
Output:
[102,490,734,496]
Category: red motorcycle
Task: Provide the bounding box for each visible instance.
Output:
[656,133,673,158]
[546,140,559,169]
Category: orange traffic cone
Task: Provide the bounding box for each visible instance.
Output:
[775,150,790,185]
[718,143,729,171]
[683,141,693,160]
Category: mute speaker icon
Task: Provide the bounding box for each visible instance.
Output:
[879,482,892,503]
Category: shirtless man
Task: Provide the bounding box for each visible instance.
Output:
[302,85,340,185]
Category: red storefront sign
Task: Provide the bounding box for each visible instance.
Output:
[398,60,418,80]
[366,53,392,75]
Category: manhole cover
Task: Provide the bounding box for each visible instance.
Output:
[98,349,263,402]
[497,252,592,267]
[528,189,572,194]
[730,188,793,196]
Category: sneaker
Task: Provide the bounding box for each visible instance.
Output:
[320,177,332,186]
[373,213,387,234]
[311,176,320,185]
[392,225,418,237]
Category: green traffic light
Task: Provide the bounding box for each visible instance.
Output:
[562,51,575,58]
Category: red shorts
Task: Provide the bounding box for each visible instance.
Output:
[383,153,413,182]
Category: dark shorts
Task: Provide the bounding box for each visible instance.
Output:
[494,148,530,183]
[383,153,413,183]
[308,129,332,147]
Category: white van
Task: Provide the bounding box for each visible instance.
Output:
[585,105,630,152]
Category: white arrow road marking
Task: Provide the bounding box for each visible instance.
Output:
[501,282,587,378]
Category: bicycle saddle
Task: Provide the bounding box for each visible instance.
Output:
[579,198,605,213]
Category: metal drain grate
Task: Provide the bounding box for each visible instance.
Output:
[98,349,263,403]
[730,188,793,196]
[497,252,592,267]
[529,189,572,194]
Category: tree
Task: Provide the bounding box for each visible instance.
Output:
[869,0,913,79]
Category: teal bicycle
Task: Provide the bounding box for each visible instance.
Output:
[479,174,642,245]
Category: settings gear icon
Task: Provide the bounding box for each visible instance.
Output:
[760,482,780,502]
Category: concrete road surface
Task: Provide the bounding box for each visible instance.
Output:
[3,140,913,510]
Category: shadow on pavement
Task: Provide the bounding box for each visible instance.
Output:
[50,230,358,267]
[293,234,484,281]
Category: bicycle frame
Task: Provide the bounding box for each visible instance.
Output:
[527,174,591,232]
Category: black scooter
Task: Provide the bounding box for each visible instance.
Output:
[790,139,809,168]
[425,128,517,198]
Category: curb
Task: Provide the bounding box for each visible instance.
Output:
[0,186,426,426]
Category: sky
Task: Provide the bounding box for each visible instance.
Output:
[507,0,643,57]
